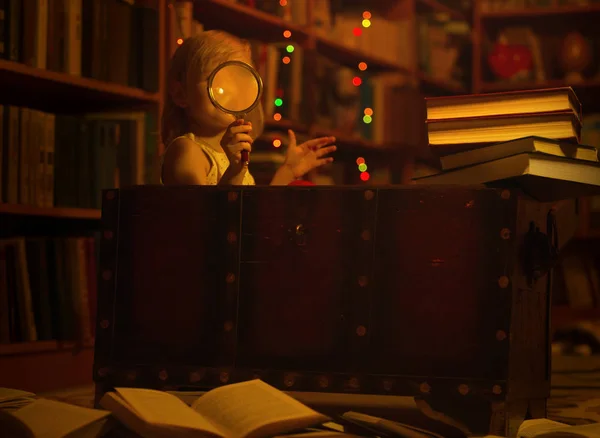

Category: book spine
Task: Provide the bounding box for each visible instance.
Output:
[6,106,18,204]
[46,113,55,207]
[7,0,20,61]
[64,0,82,76]
[35,0,48,69]
[18,108,30,204]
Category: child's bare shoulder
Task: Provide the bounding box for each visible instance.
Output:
[162,136,210,184]
[165,137,209,166]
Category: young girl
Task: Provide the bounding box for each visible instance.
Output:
[161,30,337,186]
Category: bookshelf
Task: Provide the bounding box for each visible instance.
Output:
[0,59,160,112]
[0,0,167,393]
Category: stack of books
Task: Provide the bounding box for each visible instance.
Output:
[413,87,600,199]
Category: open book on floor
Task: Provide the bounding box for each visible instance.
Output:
[476,418,600,438]
[100,379,357,438]
[517,418,600,437]
[0,398,114,438]
[0,388,37,411]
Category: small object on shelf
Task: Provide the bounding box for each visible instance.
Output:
[488,39,533,81]
[559,31,594,84]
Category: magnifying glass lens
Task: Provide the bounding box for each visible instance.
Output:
[209,64,261,113]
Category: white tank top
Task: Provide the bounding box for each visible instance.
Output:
[162,132,255,186]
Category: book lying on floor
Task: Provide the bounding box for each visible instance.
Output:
[0,398,114,438]
[413,152,600,190]
[340,411,445,438]
[516,418,600,437]
[439,136,599,171]
[425,87,581,122]
[427,111,581,155]
[0,388,36,411]
[100,379,351,438]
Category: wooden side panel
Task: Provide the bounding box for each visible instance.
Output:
[507,197,553,401]
[370,188,517,379]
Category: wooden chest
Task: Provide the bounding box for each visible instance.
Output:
[93,185,572,437]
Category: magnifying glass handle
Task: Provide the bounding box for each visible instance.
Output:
[236,113,249,166]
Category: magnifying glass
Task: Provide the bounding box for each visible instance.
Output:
[207,60,263,166]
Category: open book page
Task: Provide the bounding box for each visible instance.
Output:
[4,398,112,438]
[0,388,37,411]
[190,380,330,438]
[517,418,600,437]
[112,388,223,437]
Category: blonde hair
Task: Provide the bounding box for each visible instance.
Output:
[161,30,265,146]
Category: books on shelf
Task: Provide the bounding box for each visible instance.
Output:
[0,236,98,345]
[0,0,159,91]
[0,105,158,210]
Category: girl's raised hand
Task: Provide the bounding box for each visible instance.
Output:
[220,119,253,167]
[284,130,337,178]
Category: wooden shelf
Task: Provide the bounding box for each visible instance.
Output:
[480,77,600,93]
[479,4,600,19]
[0,204,101,220]
[193,0,311,43]
[416,0,468,21]
[315,37,412,73]
[0,60,159,113]
[419,72,468,95]
[0,340,94,356]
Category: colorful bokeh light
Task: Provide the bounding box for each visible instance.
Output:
[358,62,368,71]
[177,38,183,45]
[279,0,287,6]
[352,76,362,86]
[282,56,291,64]
[353,27,362,36]
[362,19,371,28]
[273,113,282,121]
[274,98,283,107]
[360,172,370,181]
[363,115,372,124]
[358,163,367,172]
[286,44,294,53]
[273,139,282,148]
[362,11,371,19]
[283,30,292,38]
[364,107,373,116]
[356,157,365,165]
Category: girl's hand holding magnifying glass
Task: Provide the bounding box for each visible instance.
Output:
[220,119,253,169]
